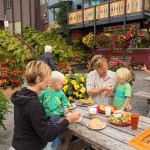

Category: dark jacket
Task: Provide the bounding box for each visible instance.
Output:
[11,87,69,150]
[40,52,56,71]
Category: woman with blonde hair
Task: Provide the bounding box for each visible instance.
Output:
[11,61,80,150]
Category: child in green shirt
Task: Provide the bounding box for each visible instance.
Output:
[113,67,132,111]
[39,71,69,149]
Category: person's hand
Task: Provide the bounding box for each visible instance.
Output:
[140,65,147,71]
[105,91,113,97]
[105,84,114,92]
[64,108,69,114]
[125,104,132,112]
[66,112,81,123]
[120,107,125,112]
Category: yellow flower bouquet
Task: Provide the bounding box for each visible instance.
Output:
[82,32,98,49]
[63,73,88,100]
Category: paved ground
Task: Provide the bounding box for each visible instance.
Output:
[0,70,150,150]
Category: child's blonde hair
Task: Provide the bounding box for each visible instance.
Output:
[51,71,65,82]
[116,67,131,82]
[25,61,51,86]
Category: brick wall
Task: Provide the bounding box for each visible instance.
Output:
[0,0,48,32]
[40,3,48,31]
[0,0,4,20]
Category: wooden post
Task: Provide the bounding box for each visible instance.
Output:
[94,3,96,55]
[123,0,127,61]
[67,0,70,44]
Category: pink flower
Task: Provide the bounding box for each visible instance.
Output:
[113,62,117,67]
[109,61,113,65]
[123,62,127,66]
[114,58,118,62]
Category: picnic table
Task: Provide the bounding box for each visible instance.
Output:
[58,103,150,150]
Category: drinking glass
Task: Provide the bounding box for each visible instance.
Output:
[131,113,139,130]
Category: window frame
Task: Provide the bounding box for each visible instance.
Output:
[4,0,12,9]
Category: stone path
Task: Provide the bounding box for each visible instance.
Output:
[0,70,150,150]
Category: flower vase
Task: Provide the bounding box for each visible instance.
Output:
[0,85,22,99]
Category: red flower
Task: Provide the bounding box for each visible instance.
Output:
[0,59,24,89]
[10,72,15,76]
[3,73,8,78]
[1,62,6,65]
[12,79,19,84]
[19,71,24,75]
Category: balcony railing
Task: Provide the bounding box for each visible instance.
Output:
[69,0,150,25]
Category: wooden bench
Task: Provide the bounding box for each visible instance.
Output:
[143,77,150,81]
[133,91,150,99]
[111,56,133,62]
[133,91,150,118]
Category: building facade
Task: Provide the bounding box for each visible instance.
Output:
[48,0,150,68]
[0,0,49,33]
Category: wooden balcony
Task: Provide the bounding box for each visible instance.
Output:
[68,0,150,28]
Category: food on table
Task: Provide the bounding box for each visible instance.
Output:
[69,103,74,108]
[99,105,114,112]
[109,110,131,124]
[112,110,124,118]
[78,99,93,105]
[68,103,76,109]
[88,118,103,128]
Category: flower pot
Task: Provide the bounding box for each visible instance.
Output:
[0,85,22,99]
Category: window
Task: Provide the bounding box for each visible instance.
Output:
[40,0,45,5]
[76,4,82,10]
[4,0,12,9]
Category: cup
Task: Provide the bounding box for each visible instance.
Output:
[88,107,97,119]
[105,106,111,116]
[131,113,139,130]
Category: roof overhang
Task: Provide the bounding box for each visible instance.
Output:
[48,1,72,9]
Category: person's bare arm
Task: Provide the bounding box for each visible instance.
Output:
[141,65,150,75]
[88,85,114,96]
[120,97,130,111]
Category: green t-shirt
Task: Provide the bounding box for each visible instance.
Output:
[113,83,132,109]
[39,87,69,117]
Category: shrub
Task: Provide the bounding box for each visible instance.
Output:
[0,92,10,130]
[0,58,24,90]
[63,73,88,100]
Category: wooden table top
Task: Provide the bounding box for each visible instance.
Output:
[67,104,150,150]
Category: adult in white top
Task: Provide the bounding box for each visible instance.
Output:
[86,55,117,105]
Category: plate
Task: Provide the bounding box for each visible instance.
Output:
[64,112,72,117]
[68,103,76,110]
[87,122,106,130]
[97,105,117,114]
[74,114,83,122]
[76,101,94,107]
[64,113,83,122]
[108,116,131,126]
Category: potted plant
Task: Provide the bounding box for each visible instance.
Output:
[0,58,24,97]
[96,33,110,48]
[63,73,88,101]
[0,91,10,130]
[82,32,99,49]
[113,32,132,49]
